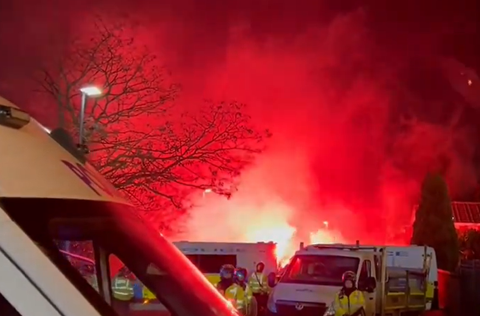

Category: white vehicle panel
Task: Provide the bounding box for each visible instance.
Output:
[272,283,338,304]
[361,245,438,282]
[0,97,129,204]
[0,219,101,316]
[175,241,277,273]
[0,248,62,316]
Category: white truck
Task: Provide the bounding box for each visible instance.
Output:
[266,242,438,316]
[0,96,239,316]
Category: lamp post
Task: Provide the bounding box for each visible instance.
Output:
[323,221,329,230]
[78,86,102,149]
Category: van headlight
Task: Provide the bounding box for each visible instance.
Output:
[323,303,335,316]
[267,292,277,313]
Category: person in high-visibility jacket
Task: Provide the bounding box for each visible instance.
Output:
[235,268,255,316]
[216,264,246,314]
[333,271,366,316]
[249,262,268,314]
[112,267,135,301]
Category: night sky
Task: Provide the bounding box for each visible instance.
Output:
[1,1,479,242]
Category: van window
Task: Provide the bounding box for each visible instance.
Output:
[281,255,360,286]
[186,255,237,273]
[0,197,233,316]
[0,293,21,316]
[358,260,372,289]
[59,242,98,292]
[109,255,170,316]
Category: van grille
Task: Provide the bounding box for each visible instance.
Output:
[276,300,327,316]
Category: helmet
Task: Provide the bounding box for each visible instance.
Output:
[256,261,265,272]
[220,264,235,280]
[342,271,356,283]
[235,268,247,282]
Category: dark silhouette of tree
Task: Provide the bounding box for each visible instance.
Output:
[37,14,270,230]
[411,173,459,271]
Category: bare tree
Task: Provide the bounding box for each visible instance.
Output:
[94,101,271,210]
[38,14,178,135]
[37,14,270,226]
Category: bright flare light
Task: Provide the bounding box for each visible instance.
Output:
[310,229,337,244]
[80,86,102,96]
[244,222,297,267]
[183,190,344,268]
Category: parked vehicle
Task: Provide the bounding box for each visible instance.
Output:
[0,96,239,316]
[175,241,278,285]
[267,242,438,316]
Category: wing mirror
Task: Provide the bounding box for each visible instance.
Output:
[359,277,376,293]
[267,272,277,288]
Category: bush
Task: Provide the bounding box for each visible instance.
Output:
[458,229,480,260]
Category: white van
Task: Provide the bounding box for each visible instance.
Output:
[266,243,438,316]
[0,97,238,316]
[175,241,278,284]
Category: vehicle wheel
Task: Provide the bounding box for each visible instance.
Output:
[248,296,258,316]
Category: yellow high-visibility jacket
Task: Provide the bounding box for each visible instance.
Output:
[112,276,134,301]
[217,283,246,313]
[248,272,268,294]
[333,289,365,316]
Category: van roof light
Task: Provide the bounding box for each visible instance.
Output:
[0,105,30,129]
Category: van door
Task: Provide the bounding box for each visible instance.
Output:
[0,247,62,316]
[358,256,376,316]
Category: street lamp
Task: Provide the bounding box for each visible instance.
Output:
[323,221,329,230]
[78,86,102,149]
[202,188,212,198]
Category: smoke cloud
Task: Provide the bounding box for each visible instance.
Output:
[170,8,477,249]
[0,1,477,256]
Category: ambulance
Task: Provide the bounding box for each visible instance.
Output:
[175,241,278,284]
[0,96,239,316]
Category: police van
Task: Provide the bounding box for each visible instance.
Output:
[0,96,239,316]
[175,241,278,284]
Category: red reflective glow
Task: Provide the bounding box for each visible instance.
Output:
[31,8,476,256]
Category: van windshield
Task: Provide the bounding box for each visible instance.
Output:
[0,197,236,316]
[280,254,360,286]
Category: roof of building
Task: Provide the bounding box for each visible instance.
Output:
[451,202,480,224]
[412,201,480,224]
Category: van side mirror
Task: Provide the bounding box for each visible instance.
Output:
[359,277,376,293]
[267,272,277,288]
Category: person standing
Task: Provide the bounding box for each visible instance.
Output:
[235,268,254,316]
[112,267,134,315]
[248,262,268,315]
[216,264,246,314]
[333,271,366,316]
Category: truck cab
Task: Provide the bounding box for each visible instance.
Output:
[0,96,240,316]
[267,243,435,316]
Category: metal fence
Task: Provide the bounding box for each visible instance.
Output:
[437,261,480,316]
[458,260,480,315]
[437,270,460,315]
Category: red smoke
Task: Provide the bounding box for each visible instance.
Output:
[1,2,478,260]
[167,9,476,252]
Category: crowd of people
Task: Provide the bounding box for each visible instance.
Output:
[109,261,366,316]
